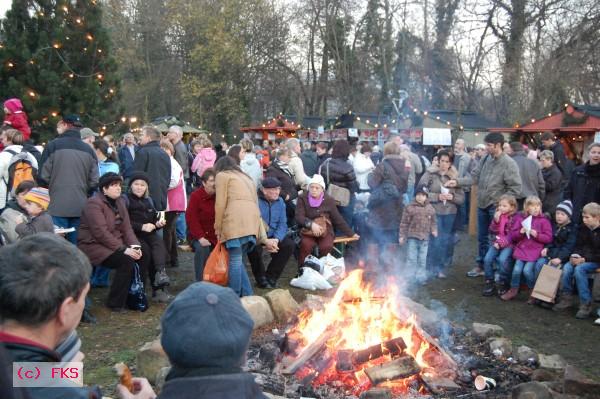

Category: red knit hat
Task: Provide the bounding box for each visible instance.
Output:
[3,98,23,113]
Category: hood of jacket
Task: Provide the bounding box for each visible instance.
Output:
[426,165,458,179]
[242,152,259,166]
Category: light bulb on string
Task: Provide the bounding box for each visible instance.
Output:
[52,43,61,49]
[62,6,68,12]
[28,91,36,97]
[7,62,14,68]
[86,34,94,41]
[76,18,82,24]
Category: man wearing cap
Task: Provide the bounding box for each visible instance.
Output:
[38,115,99,244]
[80,127,99,148]
[247,177,294,288]
[150,282,267,399]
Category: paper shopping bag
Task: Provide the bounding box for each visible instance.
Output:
[531,264,562,303]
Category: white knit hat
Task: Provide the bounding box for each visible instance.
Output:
[308,174,326,190]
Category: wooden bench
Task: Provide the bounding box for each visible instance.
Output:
[331,236,359,257]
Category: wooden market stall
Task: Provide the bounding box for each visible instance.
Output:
[240,115,301,141]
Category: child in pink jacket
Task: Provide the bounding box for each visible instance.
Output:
[3,98,31,141]
[501,196,552,301]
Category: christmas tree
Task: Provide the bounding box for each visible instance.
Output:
[0,0,121,141]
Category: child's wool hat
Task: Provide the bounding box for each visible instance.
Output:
[556,200,573,219]
[24,187,50,210]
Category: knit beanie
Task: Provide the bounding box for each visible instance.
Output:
[98,172,123,190]
[161,282,254,369]
[129,172,150,187]
[24,187,50,210]
[556,200,573,219]
[308,174,326,190]
[3,98,23,113]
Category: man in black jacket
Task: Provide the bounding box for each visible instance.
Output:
[564,142,600,224]
[0,233,102,399]
[540,132,569,182]
[37,115,99,244]
[134,126,171,211]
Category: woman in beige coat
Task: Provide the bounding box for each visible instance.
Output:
[214,156,264,296]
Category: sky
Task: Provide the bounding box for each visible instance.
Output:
[0,0,10,18]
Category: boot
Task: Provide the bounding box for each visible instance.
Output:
[497,283,510,296]
[552,294,575,311]
[575,303,593,319]
[500,287,519,301]
[482,280,496,297]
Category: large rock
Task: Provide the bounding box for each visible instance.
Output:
[517,345,539,364]
[241,295,274,328]
[155,366,171,393]
[539,354,567,371]
[264,289,299,323]
[472,323,504,340]
[531,369,560,382]
[489,337,513,357]
[563,365,600,397]
[136,339,170,384]
[512,381,553,399]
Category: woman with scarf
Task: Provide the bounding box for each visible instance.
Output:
[265,148,298,225]
[295,175,358,268]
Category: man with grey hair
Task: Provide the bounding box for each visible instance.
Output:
[539,149,563,214]
[134,125,171,211]
[118,132,138,182]
[285,138,309,189]
[453,138,476,230]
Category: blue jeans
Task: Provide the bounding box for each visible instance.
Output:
[52,216,80,245]
[426,213,456,274]
[91,266,111,287]
[560,261,599,304]
[510,259,537,288]
[227,242,254,296]
[483,246,513,281]
[192,240,213,281]
[534,257,550,279]
[337,196,355,230]
[176,213,187,241]
[407,238,428,282]
[476,206,495,265]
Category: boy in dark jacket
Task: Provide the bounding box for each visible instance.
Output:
[15,187,54,238]
[554,202,600,318]
[399,188,438,284]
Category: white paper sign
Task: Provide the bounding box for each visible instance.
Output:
[521,215,533,239]
[348,128,358,137]
[440,186,450,205]
[422,128,452,146]
[595,131,600,143]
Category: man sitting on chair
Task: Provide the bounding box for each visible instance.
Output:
[248,177,295,288]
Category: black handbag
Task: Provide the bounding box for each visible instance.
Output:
[127,263,148,312]
[368,160,401,209]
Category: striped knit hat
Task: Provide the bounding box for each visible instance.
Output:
[24,187,50,210]
[556,200,573,219]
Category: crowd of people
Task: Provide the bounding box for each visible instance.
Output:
[1,96,600,398]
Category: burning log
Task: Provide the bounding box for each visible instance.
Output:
[336,350,354,372]
[280,330,334,375]
[335,337,406,373]
[364,355,421,385]
[420,374,460,394]
[412,324,457,370]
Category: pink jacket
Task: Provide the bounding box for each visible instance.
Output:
[489,213,516,248]
[510,212,553,261]
[191,148,216,177]
[166,157,187,212]
[3,113,31,140]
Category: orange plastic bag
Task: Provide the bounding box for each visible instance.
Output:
[203,242,229,286]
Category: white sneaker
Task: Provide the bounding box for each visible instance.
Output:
[594,318,600,326]
[152,289,173,303]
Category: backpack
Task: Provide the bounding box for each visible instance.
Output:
[368,160,402,209]
[3,149,37,200]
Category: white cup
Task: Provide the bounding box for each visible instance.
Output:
[475,375,497,391]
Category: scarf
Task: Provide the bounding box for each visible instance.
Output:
[308,192,324,208]
[275,159,292,177]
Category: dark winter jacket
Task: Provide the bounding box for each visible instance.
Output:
[125,193,159,236]
[573,224,600,264]
[186,186,217,245]
[367,155,408,230]
[133,140,171,211]
[174,140,190,179]
[541,164,563,214]
[258,191,287,241]
[78,192,140,265]
[510,212,553,262]
[539,141,569,182]
[0,331,102,399]
[318,158,359,193]
[300,150,319,177]
[118,144,137,179]
[510,150,545,200]
[467,153,522,208]
[295,192,354,237]
[38,129,99,217]
[15,211,54,237]
[265,163,297,202]
[564,162,600,224]
[418,165,465,215]
[544,221,577,263]
[317,153,331,168]
[158,370,267,399]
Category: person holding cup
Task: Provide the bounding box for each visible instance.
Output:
[78,172,147,312]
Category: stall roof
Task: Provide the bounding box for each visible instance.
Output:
[489,104,600,133]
